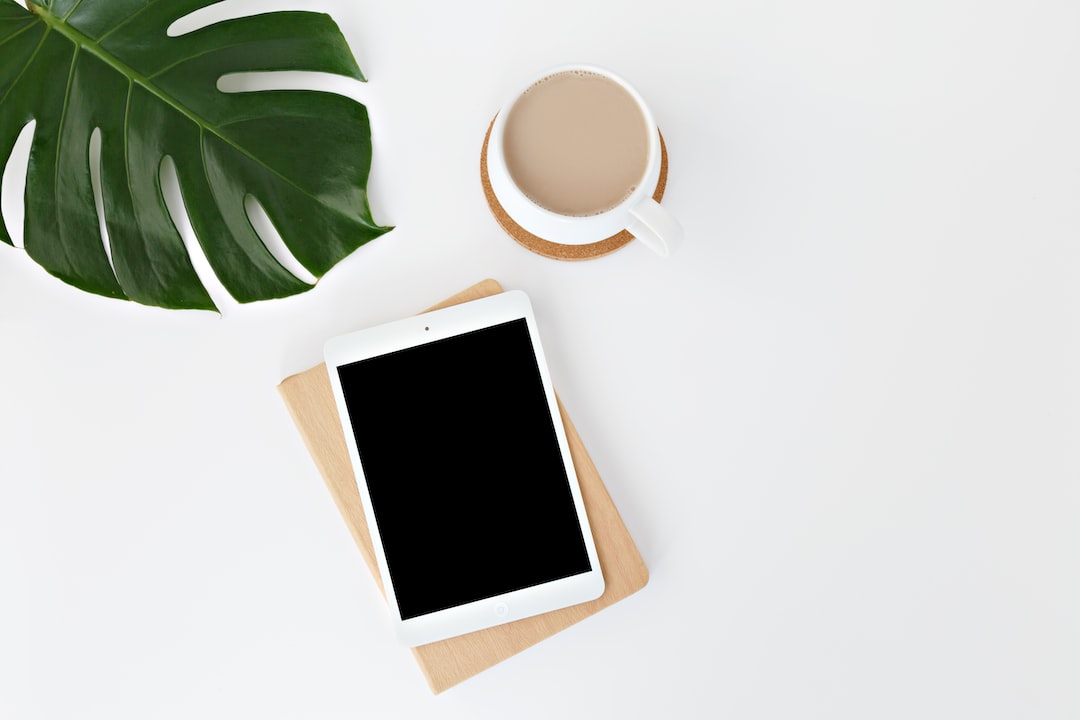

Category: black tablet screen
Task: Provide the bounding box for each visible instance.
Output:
[336,318,592,620]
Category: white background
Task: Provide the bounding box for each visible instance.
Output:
[2,0,1078,717]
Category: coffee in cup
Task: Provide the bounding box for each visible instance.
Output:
[484,65,682,258]
[503,70,650,218]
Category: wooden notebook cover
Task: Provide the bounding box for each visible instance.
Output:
[277,279,649,693]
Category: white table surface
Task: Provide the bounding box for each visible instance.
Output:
[2,0,1078,717]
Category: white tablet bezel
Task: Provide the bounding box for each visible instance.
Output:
[324,290,604,647]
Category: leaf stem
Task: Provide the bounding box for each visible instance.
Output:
[27,3,220,142]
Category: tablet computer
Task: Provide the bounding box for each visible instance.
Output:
[324,290,605,647]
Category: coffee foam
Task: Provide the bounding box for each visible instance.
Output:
[502,71,650,217]
[522,69,607,92]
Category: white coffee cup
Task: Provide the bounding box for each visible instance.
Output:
[485,65,682,257]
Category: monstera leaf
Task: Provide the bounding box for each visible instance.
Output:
[0,0,390,310]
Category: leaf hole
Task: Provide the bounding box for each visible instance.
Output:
[159,156,237,313]
[167,0,312,37]
[88,127,119,281]
[217,71,367,101]
[244,195,318,285]
[1,120,35,249]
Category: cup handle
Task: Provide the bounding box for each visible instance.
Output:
[627,198,682,257]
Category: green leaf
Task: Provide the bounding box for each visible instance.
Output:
[0,0,391,310]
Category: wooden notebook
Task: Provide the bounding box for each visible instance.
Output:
[277,279,649,693]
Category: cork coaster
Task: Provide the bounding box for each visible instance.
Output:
[480,119,670,261]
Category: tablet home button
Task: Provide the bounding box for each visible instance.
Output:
[494,602,509,618]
